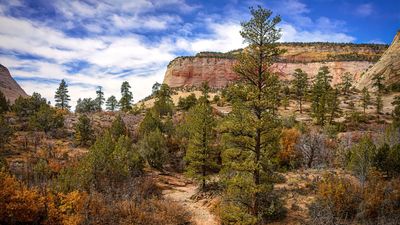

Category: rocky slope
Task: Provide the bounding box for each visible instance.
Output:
[164,43,388,88]
[357,31,400,88]
[0,64,27,102]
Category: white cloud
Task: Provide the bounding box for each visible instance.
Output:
[176,21,245,53]
[53,0,193,32]
[355,3,373,17]
[280,23,355,42]
[111,14,181,30]
[0,0,359,110]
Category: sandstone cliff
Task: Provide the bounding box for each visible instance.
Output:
[357,32,400,89]
[0,64,28,102]
[164,43,388,88]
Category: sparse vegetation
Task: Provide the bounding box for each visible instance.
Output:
[1,4,399,225]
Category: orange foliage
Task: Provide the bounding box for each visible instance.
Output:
[45,191,87,225]
[316,173,361,218]
[361,176,400,219]
[0,171,189,225]
[279,128,301,169]
[0,171,45,224]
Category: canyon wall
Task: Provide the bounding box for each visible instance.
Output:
[164,43,388,88]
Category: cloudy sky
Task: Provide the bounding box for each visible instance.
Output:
[0,0,398,108]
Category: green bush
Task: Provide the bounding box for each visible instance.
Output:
[348,136,376,185]
[177,93,197,111]
[74,114,94,147]
[29,104,64,134]
[13,92,47,118]
[0,91,9,114]
[139,129,168,170]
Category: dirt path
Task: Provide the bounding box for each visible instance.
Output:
[153,172,219,225]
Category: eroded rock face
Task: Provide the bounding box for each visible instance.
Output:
[164,43,388,88]
[357,32,400,88]
[0,64,28,102]
[164,57,238,88]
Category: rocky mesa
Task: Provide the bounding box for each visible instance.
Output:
[357,31,400,89]
[164,43,388,88]
[0,64,28,102]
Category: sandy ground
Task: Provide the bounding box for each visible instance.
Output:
[153,171,219,225]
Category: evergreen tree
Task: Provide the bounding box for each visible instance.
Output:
[75,98,97,113]
[13,92,47,118]
[139,129,167,170]
[282,85,290,110]
[84,131,143,189]
[54,79,71,110]
[340,72,353,96]
[372,74,385,114]
[311,66,333,125]
[0,91,9,114]
[0,116,13,151]
[326,87,341,124]
[361,87,371,114]
[177,93,197,111]
[153,83,174,116]
[29,104,64,134]
[110,115,127,140]
[106,95,118,112]
[112,135,143,178]
[184,87,218,190]
[119,81,133,111]
[392,96,400,127]
[74,114,94,147]
[292,69,308,113]
[220,6,285,223]
[152,82,161,94]
[138,110,163,136]
[95,86,105,111]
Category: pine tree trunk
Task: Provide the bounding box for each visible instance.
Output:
[252,128,261,217]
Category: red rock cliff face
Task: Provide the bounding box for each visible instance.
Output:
[164,57,238,88]
[0,64,28,102]
[164,43,388,88]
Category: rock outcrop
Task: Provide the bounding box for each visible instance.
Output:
[164,43,388,88]
[357,32,400,88]
[0,64,28,102]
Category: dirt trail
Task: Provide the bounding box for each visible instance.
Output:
[153,172,219,225]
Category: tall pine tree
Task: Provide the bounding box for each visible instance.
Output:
[119,81,133,111]
[372,74,385,114]
[54,79,71,110]
[153,83,174,117]
[361,87,371,114]
[220,6,285,223]
[95,86,105,111]
[106,95,118,111]
[326,87,341,124]
[184,84,218,190]
[311,66,333,125]
[340,72,353,96]
[292,68,308,114]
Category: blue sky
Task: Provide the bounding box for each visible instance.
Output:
[0,0,398,107]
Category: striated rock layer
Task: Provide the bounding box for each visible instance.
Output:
[0,64,28,102]
[357,32,400,88]
[164,43,388,88]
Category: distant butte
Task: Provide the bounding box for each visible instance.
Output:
[163,42,389,89]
